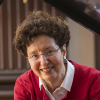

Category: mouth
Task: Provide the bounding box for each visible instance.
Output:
[40,66,54,73]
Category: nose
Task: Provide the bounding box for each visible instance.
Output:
[40,55,49,66]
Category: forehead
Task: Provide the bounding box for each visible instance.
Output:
[27,35,58,54]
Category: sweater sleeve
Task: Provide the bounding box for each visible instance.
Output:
[14,80,31,100]
[89,73,100,100]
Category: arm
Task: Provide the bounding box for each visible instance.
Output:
[89,73,100,100]
[14,80,31,100]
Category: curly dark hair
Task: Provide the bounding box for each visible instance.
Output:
[13,10,70,57]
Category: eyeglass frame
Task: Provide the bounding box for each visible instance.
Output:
[27,47,62,61]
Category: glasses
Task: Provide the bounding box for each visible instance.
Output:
[27,47,61,61]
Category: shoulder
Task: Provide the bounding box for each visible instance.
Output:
[15,69,39,93]
[14,69,40,99]
[68,60,100,99]
[68,59,100,87]
[16,69,35,83]
[68,59,100,76]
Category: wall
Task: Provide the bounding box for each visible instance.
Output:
[67,18,95,68]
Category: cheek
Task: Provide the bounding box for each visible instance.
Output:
[50,53,63,67]
[29,60,40,74]
[53,53,63,62]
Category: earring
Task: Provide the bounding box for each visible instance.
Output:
[64,56,66,59]
[64,56,67,63]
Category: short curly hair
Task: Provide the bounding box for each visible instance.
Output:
[13,10,70,57]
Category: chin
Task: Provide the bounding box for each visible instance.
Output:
[43,74,56,82]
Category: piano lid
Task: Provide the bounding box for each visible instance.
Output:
[42,0,100,36]
[0,0,3,5]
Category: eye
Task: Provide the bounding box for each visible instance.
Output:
[47,50,54,54]
[31,54,39,58]
[48,50,53,53]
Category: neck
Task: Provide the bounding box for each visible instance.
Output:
[45,64,67,93]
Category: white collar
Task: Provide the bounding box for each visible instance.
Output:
[39,59,75,91]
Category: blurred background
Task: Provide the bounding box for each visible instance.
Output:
[0,0,100,100]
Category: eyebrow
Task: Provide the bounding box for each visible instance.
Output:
[45,47,53,50]
[29,51,38,56]
[28,46,55,55]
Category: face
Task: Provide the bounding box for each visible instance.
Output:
[27,34,66,83]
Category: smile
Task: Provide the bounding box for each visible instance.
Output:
[41,66,54,72]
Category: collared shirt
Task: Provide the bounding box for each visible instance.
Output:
[39,59,75,100]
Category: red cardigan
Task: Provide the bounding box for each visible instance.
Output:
[14,60,100,100]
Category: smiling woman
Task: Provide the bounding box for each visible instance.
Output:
[27,34,66,94]
[13,10,100,100]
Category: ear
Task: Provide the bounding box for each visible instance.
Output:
[62,44,67,58]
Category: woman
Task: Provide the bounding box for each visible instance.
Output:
[13,11,100,100]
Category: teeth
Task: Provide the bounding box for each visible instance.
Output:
[42,67,52,71]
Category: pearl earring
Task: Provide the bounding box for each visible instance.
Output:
[64,56,66,59]
[64,56,67,63]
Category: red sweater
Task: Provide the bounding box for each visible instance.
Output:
[14,60,100,100]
